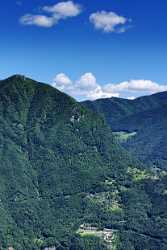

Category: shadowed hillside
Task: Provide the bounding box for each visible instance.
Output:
[82,92,167,169]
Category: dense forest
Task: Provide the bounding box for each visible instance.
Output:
[82,93,167,170]
[0,76,166,250]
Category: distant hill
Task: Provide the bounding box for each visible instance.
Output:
[82,92,167,169]
[0,75,167,250]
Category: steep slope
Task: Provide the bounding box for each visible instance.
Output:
[82,92,167,169]
[0,75,129,249]
[0,76,166,250]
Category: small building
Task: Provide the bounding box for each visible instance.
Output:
[44,247,56,250]
[8,247,14,250]
[103,228,113,243]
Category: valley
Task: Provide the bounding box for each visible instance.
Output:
[82,93,167,170]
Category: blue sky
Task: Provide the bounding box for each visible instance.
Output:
[1,0,167,100]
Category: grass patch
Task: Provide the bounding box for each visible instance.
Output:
[127,167,159,182]
[113,131,137,142]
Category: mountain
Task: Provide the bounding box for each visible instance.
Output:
[82,92,167,170]
[0,75,167,250]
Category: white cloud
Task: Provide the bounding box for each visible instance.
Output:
[43,1,82,17]
[52,72,119,100]
[89,11,131,33]
[104,80,167,94]
[77,73,98,90]
[20,1,82,27]
[52,73,167,101]
[127,96,136,100]
[53,73,72,90]
[87,86,119,100]
[20,14,56,27]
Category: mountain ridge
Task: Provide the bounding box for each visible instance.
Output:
[0,75,129,249]
[0,75,167,250]
[82,91,167,169]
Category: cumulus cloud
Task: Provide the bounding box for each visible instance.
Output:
[52,72,119,100]
[43,1,81,17]
[89,11,131,33]
[53,73,72,89]
[52,73,167,101]
[20,15,56,28]
[104,80,167,94]
[77,73,97,90]
[20,1,82,27]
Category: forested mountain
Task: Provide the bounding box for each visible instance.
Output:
[0,75,167,250]
[82,92,167,169]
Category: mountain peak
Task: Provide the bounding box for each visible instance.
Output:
[5,74,34,82]
[0,75,37,88]
[10,74,26,79]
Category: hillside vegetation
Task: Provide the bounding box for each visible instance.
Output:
[82,93,167,169]
[0,76,166,250]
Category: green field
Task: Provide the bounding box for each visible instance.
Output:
[113,131,137,142]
